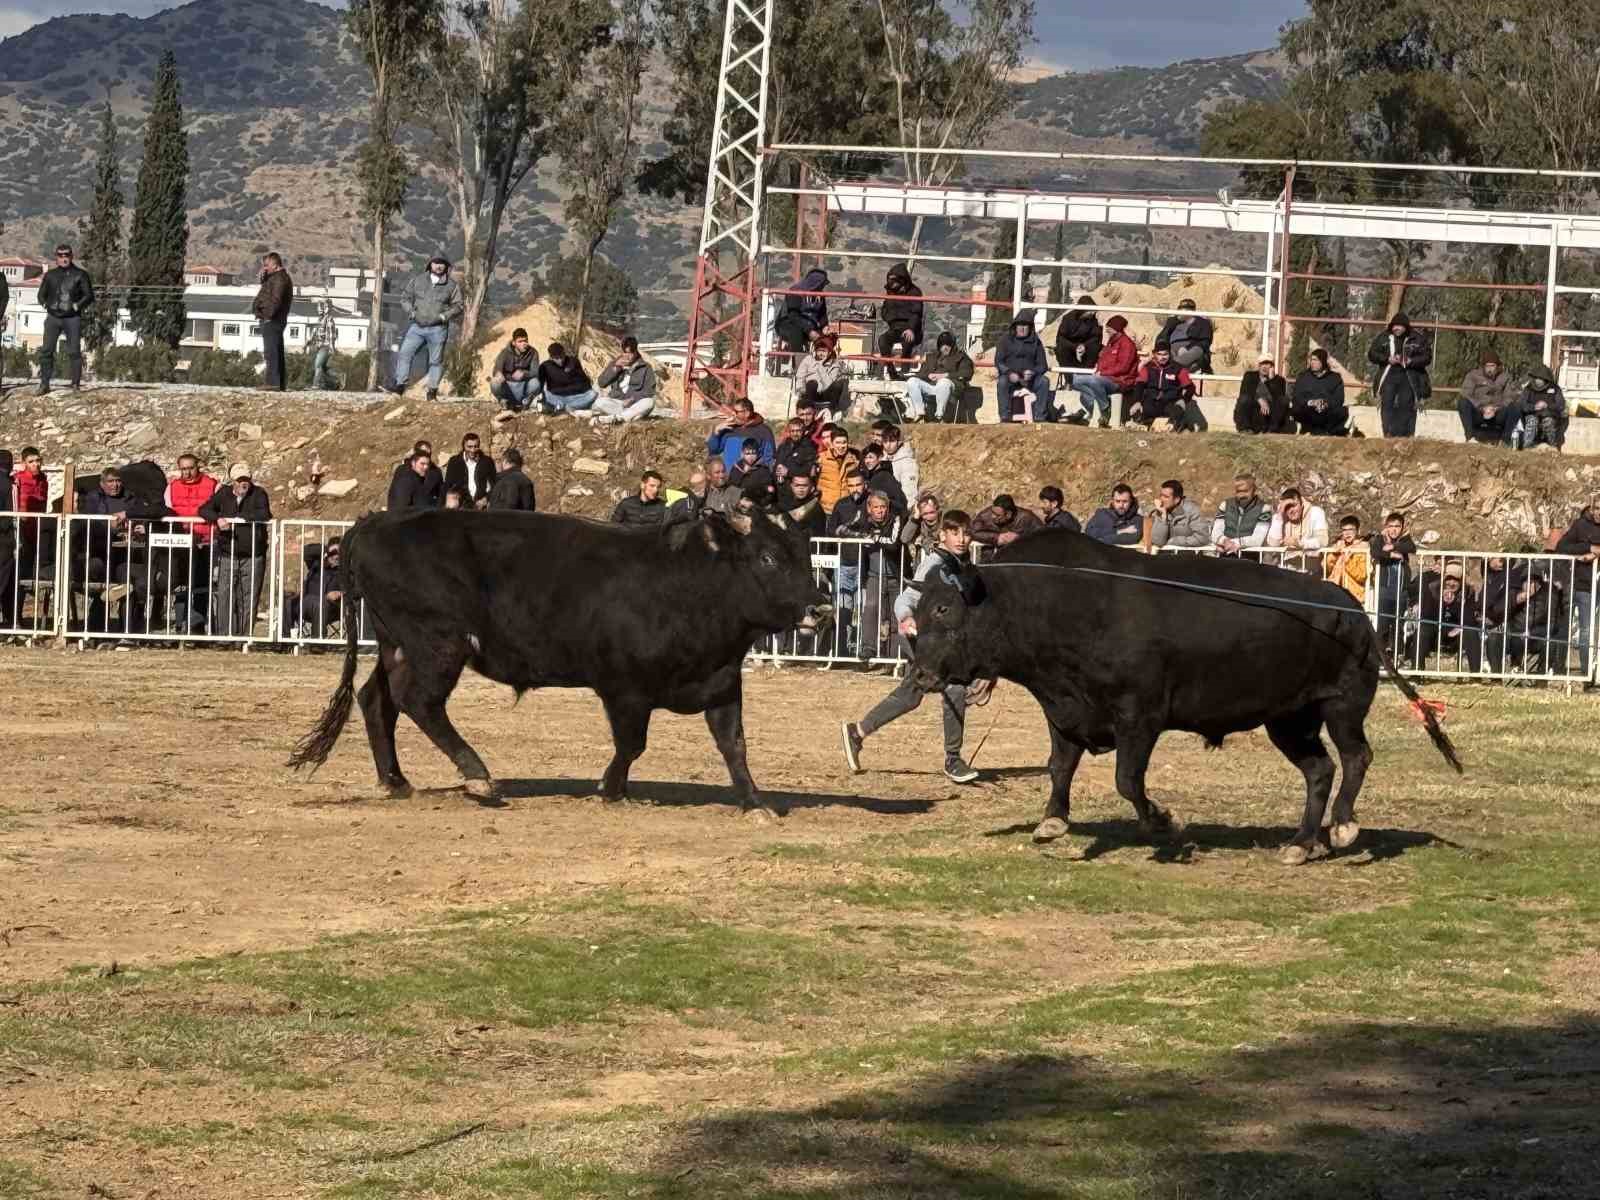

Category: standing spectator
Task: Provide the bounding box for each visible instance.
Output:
[827,469,871,536]
[1085,483,1142,547]
[388,255,463,400]
[308,298,339,390]
[538,342,597,414]
[1158,297,1213,373]
[794,333,850,418]
[252,252,294,392]
[1037,486,1081,533]
[611,470,670,526]
[728,439,776,508]
[199,464,272,638]
[1069,314,1139,427]
[840,509,985,784]
[879,424,919,505]
[1323,516,1369,602]
[707,398,776,473]
[491,328,541,412]
[1266,488,1330,555]
[815,425,860,516]
[387,446,438,511]
[773,418,820,485]
[1234,358,1293,434]
[1053,296,1103,386]
[1211,474,1272,556]
[0,450,13,628]
[1368,511,1416,655]
[1125,343,1202,432]
[12,446,51,587]
[904,332,973,423]
[35,243,95,396]
[901,492,943,554]
[1291,349,1349,436]
[776,472,827,537]
[163,452,218,541]
[839,490,905,657]
[1367,312,1432,438]
[774,266,829,354]
[970,493,1044,558]
[878,262,924,380]
[994,311,1051,424]
[444,432,497,510]
[591,336,657,425]
[412,440,445,507]
[1553,495,1600,680]
[1517,364,1566,451]
[1150,479,1209,548]
[0,266,8,350]
[488,447,536,511]
[1457,351,1519,445]
[859,444,907,513]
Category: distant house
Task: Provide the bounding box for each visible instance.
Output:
[0,257,43,284]
[183,264,235,287]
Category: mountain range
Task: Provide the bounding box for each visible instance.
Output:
[0,0,1284,338]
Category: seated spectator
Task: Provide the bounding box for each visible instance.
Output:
[794,333,850,418]
[1211,473,1271,556]
[1518,364,1566,450]
[1552,495,1600,679]
[488,447,536,511]
[444,432,496,510]
[1124,342,1202,432]
[591,336,657,425]
[1038,485,1081,533]
[993,311,1052,424]
[1233,358,1293,434]
[816,425,861,516]
[1150,479,1208,548]
[879,424,919,504]
[537,342,597,413]
[774,266,829,354]
[287,538,344,638]
[860,443,907,513]
[387,446,438,511]
[900,491,943,554]
[706,398,776,472]
[1322,516,1368,602]
[491,327,541,411]
[198,464,273,638]
[1053,296,1102,385]
[611,470,669,526]
[776,472,827,537]
[826,469,870,536]
[1457,351,1518,445]
[701,457,742,515]
[905,332,974,423]
[728,438,776,507]
[1368,511,1416,655]
[877,262,924,381]
[1266,487,1329,554]
[1067,315,1139,428]
[1085,484,1142,546]
[971,493,1045,557]
[1485,566,1566,676]
[773,418,820,485]
[76,466,161,633]
[1368,312,1432,439]
[1405,562,1481,672]
[1158,297,1213,373]
[1291,350,1349,436]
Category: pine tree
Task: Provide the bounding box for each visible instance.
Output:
[78,97,125,354]
[126,50,189,349]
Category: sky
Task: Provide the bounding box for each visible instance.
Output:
[0,0,1310,64]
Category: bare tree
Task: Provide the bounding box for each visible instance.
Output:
[553,0,652,353]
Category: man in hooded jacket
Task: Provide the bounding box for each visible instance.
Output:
[776,267,830,354]
[1517,364,1566,450]
[1367,312,1432,438]
[389,255,464,400]
[1053,296,1102,384]
[994,311,1051,423]
[877,262,924,380]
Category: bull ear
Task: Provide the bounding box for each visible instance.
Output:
[727,511,754,536]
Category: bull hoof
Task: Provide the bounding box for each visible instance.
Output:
[384,780,414,800]
[1139,809,1185,843]
[1032,816,1069,843]
[1278,843,1311,867]
[743,804,782,825]
[1330,821,1361,850]
[463,778,501,803]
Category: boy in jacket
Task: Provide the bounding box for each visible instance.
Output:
[491,328,541,411]
[1368,511,1417,656]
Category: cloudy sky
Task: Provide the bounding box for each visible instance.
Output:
[0,0,1308,63]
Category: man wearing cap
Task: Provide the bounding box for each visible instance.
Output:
[199,464,273,638]
[1069,314,1139,428]
[1458,351,1519,445]
[388,255,464,401]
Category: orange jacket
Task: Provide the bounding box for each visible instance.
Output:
[816,448,860,515]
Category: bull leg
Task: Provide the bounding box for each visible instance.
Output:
[1033,723,1085,843]
[1264,715,1335,866]
[705,697,779,819]
[1113,726,1177,841]
[390,647,497,802]
[599,696,652,801]
[357,647,411,798]
[1321,705,1373,853]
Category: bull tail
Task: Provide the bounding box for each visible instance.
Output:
[1375,639,1464,775]
[288,521,366,772]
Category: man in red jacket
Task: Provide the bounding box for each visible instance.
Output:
[1068,314,1139,428]
[160,452,220,634]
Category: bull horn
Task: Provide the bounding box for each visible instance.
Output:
[766,512,790,530]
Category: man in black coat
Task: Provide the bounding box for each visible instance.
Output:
[1233,358,1293,433]
[1053,297,1102,384]
[198,464,273,638]
[877,262,924,380]
[1292,350,1349,436]
[387,448,439,511]
[1367,312,1432,438]
[36,242,95,395]
[488,448,536,511]
[1038,486,1081,532]
[611,470,671,526]
[1158,298,1213,373]
[74,466,167,634]
[444,432,497,509]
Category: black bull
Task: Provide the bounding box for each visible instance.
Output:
[907,530,1461,863]
[289,508,830,817]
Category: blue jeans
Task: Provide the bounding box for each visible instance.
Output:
[494,377,541,410]
[1574,590,1593,678]
[394,323,448,389]
[1072,374,1119,419]
[547,388,597,413]
[904,376,954,420]
[998,375,1051,422]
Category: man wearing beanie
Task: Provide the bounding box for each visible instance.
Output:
[389,254,464,400]
[1068,313,1140,427]
[1458,350,1520,444]
[1366,312,1432,438]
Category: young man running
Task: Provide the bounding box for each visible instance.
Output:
[841,509,989,783]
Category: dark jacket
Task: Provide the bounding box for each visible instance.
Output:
[1054,306,1102,373]
[298,544,343,631]
[1130,362,1195,423]
[969,505,1045,556]
[706,418,776,472]
[539,355,593,398]
[773,435,819,482]
[400,269,464,327]
[38,264,95,317]
[0,273,8,329]
[1554,510,1600,594]
[1367,533,1417,612]
[444,452,498,505]
[488,466,536,512]
[729,462,776,507]
[838,509,904,580]
[995,312,1048,380]
[197,484,272,557]
[1367,316,1432,400]
[915,344,975,387]
[611,493,670,526]
[777,492,827,538]
[1043,509,1082,534]
[252,269,294,322]
[880,262,924,341]
[1212,495,1272,547]
[387,464,440,512]
[1159,313,1213,372]
[1460,366,1515,415]
[1234,371,1292,434]
[1085,502,1142,546]
[1291,369,1348,435]
[863,464,907,513]
[781,267,830,336]
[1520,368,1567,446]
[494,343,539,380]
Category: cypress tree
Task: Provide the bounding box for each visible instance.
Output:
[78,96,125,354]
[127,50,189,349]
[982,222,1018,348]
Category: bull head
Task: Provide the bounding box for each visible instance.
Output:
[908,580,977,692]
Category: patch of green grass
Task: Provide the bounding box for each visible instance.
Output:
[123,1119,241,1148]
[0,1159,53,1197]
